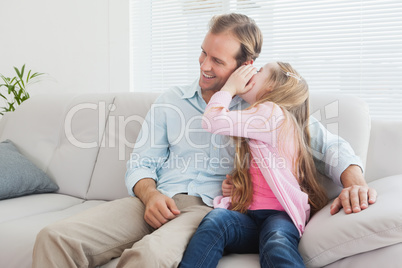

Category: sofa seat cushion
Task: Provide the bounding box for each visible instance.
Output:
[324,242,402,268]
[0,140,58,200]
[0,199,106,268]
[0,193,85,223]
[299,174,402,268]
[98,253,262,268]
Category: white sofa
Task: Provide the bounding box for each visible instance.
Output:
[0,92,401,268]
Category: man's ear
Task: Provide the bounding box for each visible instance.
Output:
[242,60,254,65]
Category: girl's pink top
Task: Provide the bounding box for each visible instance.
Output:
[203,91,310,236]
[248,158,285,211]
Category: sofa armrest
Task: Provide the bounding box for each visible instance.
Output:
[365,119,402,182]
[299,174,402,268]
[0,112,10,140]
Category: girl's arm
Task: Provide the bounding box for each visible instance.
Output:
[202,91,285,144]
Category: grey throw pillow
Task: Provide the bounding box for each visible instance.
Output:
[0,140,58,200]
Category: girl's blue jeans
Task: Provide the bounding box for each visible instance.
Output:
[179,208,305,268]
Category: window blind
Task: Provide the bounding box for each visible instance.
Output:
[130,0,402,119]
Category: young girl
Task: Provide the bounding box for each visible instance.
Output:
[179,62,328,268]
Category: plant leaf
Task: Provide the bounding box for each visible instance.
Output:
[14,66,21,79]
[8,102,15,111]
[14,81,23,94]
[26,70,32,83]
[14,65,25,88]
[1,65,44,113]
[30,72,45,79]
[0,74,10,85]
[18,69,25,88]
[20,64,25,78]
[7,84,15,94]
[10,77,17,85]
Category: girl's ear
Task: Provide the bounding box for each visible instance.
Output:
[243,60,254,65]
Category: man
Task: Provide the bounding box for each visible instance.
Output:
[32,13,376,268]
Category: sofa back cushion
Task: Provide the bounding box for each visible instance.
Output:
[0,93,115,199]
[309,92,371,198]
[0,95,73,173]
[365,119,402,181]
[47,94,116,198]
[309,92,371,170]
[86,92,160,200]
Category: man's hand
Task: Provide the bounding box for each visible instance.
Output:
[143,190,181,229]
[134,179,180,229]
[222,174,234,197]
[330,165,377,215]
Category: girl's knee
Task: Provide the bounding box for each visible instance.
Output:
[200,208,233,227]
[260,228,300,254]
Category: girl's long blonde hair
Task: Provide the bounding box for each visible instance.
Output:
[231,62,328,216]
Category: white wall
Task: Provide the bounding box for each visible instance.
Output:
[0,0,129,98]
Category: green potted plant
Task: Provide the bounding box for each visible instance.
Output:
[0,64,45,115]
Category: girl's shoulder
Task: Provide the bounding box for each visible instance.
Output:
[253,101,285,117]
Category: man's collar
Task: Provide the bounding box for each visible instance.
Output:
[230,94,244,106]
[181,79,200,99]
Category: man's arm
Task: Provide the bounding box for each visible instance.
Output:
[125,96,180,228]
[133,178,180,229]
[309,117,377,214]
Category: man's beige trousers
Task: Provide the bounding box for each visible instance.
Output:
[32,194,212,268]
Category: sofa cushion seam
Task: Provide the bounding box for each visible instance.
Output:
[84,95,116,200]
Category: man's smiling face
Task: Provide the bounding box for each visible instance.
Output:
[198,32,241,94]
